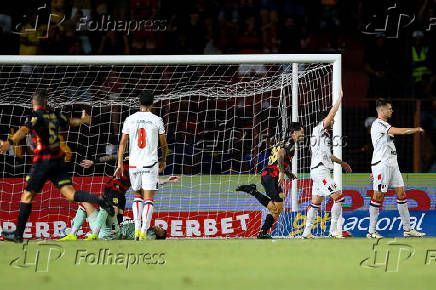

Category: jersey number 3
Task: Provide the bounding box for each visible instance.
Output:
[138,128,146,148]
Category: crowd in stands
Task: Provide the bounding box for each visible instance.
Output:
[0,0,435,172]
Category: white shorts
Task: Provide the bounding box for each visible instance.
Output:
[129,163,159,191]
[310,167,339,197]
[371,162,404,192]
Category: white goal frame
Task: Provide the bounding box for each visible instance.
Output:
[0,54,342,213]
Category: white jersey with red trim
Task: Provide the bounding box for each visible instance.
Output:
[122,111,165,169]
[370,118,398,167]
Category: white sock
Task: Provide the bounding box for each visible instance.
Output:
[141,199,154,234]
[330,201,343,233]
[369,199,381,234]
[397,199,411,231]
[303,204,319,237]
[132,198,144,234]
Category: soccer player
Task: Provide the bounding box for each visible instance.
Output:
[0,89,114,243]
[115,91,168,240]
[236,122,304,239]
[80,154,130,226]
[302,90,352,239]
[59,175,179,240]
[368,98,426,238]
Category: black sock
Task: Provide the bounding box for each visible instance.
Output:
[252,190,271,207]
[73,190,101,205]
[261,214,275,234]
[16,202,32,238]
[117,213,123,225]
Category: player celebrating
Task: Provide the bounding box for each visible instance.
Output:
[302,90,352,239]
[59,175,179,240]
[237,122,304,239]
[0,89,113,243]
[115,91,168,241]
[368,98,426,238]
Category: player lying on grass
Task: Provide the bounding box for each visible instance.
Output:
[236,122,304,239]
[118,218,167,240]
[368,98,425,238]
[0,89,114,243]
[302,89,352,239]
[59,175,179,240]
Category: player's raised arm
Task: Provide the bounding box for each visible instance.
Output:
[323,87,343,128]
[115,133,129,179]
[0,126,30,154]
[69,110,91,127]
[387,127,424,135]
[159,133,168,173]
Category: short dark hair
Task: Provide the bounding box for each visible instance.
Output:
[376,98,391,110]
[32,89,48,106]
[139,91,154,106]
[156,229,167,240]
[289,122,303,135]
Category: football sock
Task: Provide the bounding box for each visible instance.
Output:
[302,203,320,237]
[369,198,381,234]
[15,202,32,238]
[260,214,275,234]
[141,199,154,234]
[93,208,108,236]
[132,198,144,234]
[331,195,345,232]
[252,190,271,208]
[71,205,87,235]
[73,190,101,205]
[397,198,411,231]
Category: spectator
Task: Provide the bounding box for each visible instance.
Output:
[364,33,390,98]
[18,13,41,55]
[259,0,279,53]
[98,31,130,55]
[411,30,433,98]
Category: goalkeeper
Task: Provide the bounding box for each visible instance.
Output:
[59,175,179,240]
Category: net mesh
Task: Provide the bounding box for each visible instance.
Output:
[0,62,335,238]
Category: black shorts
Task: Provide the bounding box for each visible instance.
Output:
[25,158,72,193]
[261,173,283,202]
[104,187,126,210]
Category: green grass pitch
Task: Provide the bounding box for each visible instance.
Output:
[1,238,436,290]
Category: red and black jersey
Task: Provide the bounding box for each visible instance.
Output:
[262,138,295,177]
[24,108,69,163]
[106,162,131,195]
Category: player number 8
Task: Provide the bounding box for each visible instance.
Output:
[138,128,146,148]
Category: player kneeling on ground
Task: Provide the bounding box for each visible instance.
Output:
[59,176,179,240]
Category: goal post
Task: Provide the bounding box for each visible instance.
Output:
[0,54,341,239]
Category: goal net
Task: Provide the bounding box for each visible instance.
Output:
[0,55,341,239]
